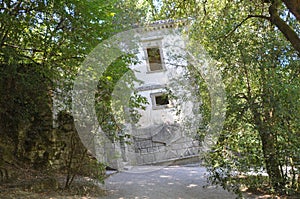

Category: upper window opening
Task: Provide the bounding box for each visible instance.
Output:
[147,48,163,71]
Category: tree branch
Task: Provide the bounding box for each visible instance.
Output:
[2,43,44,52]
[223,14,270,39]
[269,0,300,55]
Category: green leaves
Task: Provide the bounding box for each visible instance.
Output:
[151,0,300,195]
[0,0,148,170]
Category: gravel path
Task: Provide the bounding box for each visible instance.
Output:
[101,165,245,199]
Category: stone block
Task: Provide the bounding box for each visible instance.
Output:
[141,148,148,154]
[154,151,166,162]
[143,153,155,164]
[147,147,154,153]
[136,155,143,165]
[170,143,184,151]
[176,148,189,157]
[165,150,178,159]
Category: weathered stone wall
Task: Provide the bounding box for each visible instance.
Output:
[49,111,104,178]
[0,111,104,183]
[133,137,200,165]
[123,124,200,165]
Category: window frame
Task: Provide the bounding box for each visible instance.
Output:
[150,92,172,110]
[141,37,166,73]
[145,46,165,72]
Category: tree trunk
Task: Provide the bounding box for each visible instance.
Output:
[268,0,300,55]
[259,130,285,191]
[252,108,285,191]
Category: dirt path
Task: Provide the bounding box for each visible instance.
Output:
[102,165,249,199]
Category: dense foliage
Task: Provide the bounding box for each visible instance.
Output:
[150,0,300,196]
[0,0,145,182]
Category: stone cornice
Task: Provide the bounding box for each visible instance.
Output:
[135,18,191,33]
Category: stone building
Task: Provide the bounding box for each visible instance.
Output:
[117,20,202,167]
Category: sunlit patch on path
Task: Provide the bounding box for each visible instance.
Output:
[102,165,239,199]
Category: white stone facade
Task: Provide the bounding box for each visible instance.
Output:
[121,21,201,166]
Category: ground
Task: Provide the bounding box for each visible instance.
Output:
[102,165,238,199]
[0,166,106,199]
[0,165,295,199]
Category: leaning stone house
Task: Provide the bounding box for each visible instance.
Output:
[117,20,201,168]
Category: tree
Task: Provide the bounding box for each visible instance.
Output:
[0,0,118,166]
[0,0,151,172]
[153,0,300,54]
[150,0,300,195]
